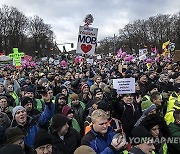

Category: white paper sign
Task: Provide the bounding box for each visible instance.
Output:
[54,60,60,65]
[139,54,147,61]
[41,57,47,61]
[113,78,135,94]
[86,58,93,64]
[77,26,98,55]
[49,57,54,64]
[97,55,102,59]
[139,48,147,56]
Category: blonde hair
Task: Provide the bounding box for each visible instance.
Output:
[91,109,107,123]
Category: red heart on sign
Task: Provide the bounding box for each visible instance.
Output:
[81,44,92,53]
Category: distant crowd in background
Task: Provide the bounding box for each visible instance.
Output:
[0,52,179,154]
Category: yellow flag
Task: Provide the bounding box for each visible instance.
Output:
[162,40,170,49]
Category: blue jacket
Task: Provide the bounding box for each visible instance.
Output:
[11,102,55,147]
[81,126,117,154]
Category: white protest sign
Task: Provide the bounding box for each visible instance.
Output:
[139,54,147,61]
[97,55,102,59]
[77,26,98,55]
[139,48,147,56]
[86,58,93,64]
[41,57,47,61]
[49,57,54,64]
[113,78,135,94]
[54,60,60,65]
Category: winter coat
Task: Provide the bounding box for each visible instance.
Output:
[50,128,81,154]
[81,126,117,154]
[11,102,55,148]
[115,101,141,139]
[168,122,180,153]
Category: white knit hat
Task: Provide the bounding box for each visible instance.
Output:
[12,106,26,118]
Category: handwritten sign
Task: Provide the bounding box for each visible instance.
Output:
[113,78,135,94]
[77,26,98,55]
[9,48,24,68]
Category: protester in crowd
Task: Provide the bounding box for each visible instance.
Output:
[81,109,126,153]
[114,93,141,139]
[0,144,25,154]
[62,105,81,133]
[54,93,67,114]
[68,93,85,134]
[168,109,180,153]
[135,99,157,127]
[137,73,148,96]
[34,128,57,154]
[130,125,155,153]
[84,100,124,135]
[21,96,40,119]
[90,75,106,93]
[74,145,96,154]
[49,114,81,154]
[3,127,33,154]
[79,83,92,105]
[0,82,5,95]
[10,92,55,147]
[141,114,169,154]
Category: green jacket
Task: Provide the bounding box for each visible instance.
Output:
[15,98,44,112]
[168,122,180,153]
[72,118,81,132]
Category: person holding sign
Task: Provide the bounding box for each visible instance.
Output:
[113,94,141,140]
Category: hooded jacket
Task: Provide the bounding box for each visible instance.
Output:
[168,122,180,153]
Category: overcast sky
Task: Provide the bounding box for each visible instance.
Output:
[0,0,180,51]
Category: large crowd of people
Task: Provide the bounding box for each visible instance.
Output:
[0,53,179,154]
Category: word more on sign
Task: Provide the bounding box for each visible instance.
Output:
[77,26,98,55]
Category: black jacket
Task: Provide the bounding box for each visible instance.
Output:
[115,101,141,139]
[50,128,81,154]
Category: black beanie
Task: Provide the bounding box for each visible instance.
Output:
[24,86,34,94]
[0,144,25,154]
[34,129,52,149]
[21,96,33,107]
[50,114,69,133]
[148,83,158,92]
[3,127,25,145]
[94,88,103,95]
[97,101,111,111]
[131,125,152,145]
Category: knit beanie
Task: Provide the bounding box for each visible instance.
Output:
[3,127,25,145]
[0,144,25,154]
[94,88,103,95]
[148,83,158,92]
[74,145,96,154]
[0,96,8,101]
[97,101,110,112]
[34,129,52,149]
[21,96,33,107]
[70,93,79,101]
[12,106,26,118]
[24,86,34,94]
[50,114,69,133]
[131,125,152,145]
[141,100,154,112]
[62,105,74,116]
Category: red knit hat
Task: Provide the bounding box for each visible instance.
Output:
[62,105,74,116]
